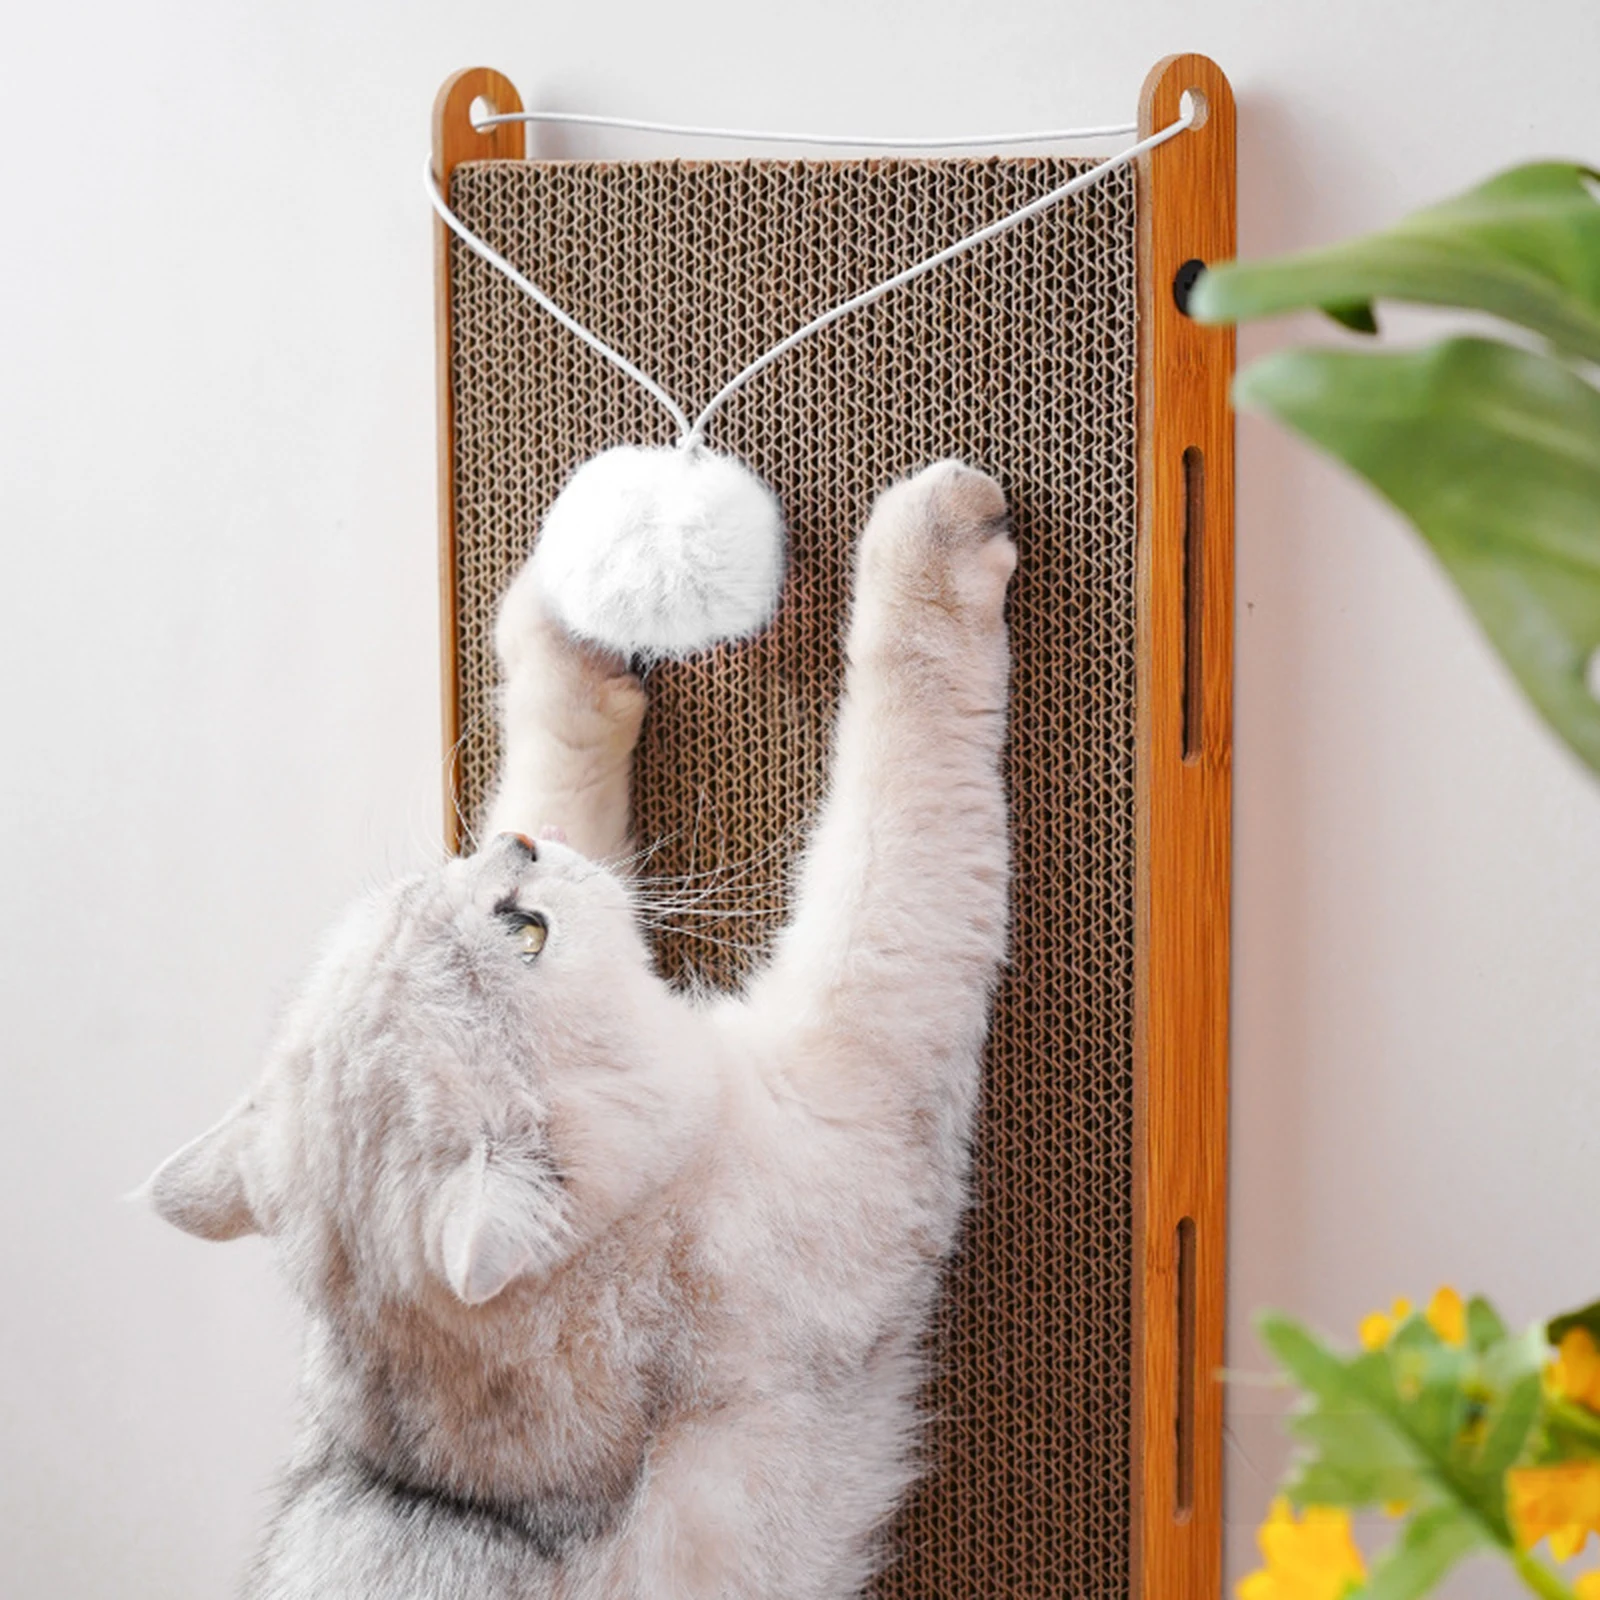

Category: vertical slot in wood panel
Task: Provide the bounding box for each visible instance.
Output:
[1181,446,1206,762]
[1175,1215,1197,1520]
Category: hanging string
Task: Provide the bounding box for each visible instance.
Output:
[424,99,1196,446]
[427,163,695,437]
[469,108,1139,149]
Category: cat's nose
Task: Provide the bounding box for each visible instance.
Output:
[499,832,538,861]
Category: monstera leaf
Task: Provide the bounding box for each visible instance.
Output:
[1190,163,1600,360]
[1189,162,1600,775]
[1233,339,1600,771]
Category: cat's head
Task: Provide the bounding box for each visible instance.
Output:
[146,832,707,1311]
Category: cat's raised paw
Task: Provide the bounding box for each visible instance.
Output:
[860,461,1016,621]
[493,559,646,746]
[903,460,1008,534]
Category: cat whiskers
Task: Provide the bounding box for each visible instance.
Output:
[631,879,785,922]
[627,823,803,892]
[599,829,686,878]
[631,901,778,922]
[629,869,786,908]
[622,800,807,967]
[440,699,495,855]
[633,917,768,959]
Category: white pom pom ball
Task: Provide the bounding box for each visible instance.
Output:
[530,443,786,662]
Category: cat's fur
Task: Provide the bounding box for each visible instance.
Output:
[149,461,1015,1599]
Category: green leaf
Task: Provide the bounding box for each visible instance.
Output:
[1406,1353,1473,1458]
[1482,1324,1554,1395]
[1383,1317,1474,1459]
[1327,300,1381,334]
[1233,338,1600,775]
[1468,1297,1509,1353]
[1259,1311,1358,1400]
[1540,1395,1600,1458]
[1190,162,1600,362]
[1548,1300,1600,1348]
[1288,1409,1428,1507]
[1471,1368,1543,1480]
[1351,1505,1486,1600]
[1511,1548,1585,1600]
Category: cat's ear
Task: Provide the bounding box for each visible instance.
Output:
[145,1100,261,1241]
[432,1141,567,1307]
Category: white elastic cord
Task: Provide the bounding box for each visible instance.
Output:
[472,108,1139,149]
[424,103,1194,446]
[689,110,1193,441]
[425,161,694,436]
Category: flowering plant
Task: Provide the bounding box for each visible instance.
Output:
[1239,1292,1600,1599]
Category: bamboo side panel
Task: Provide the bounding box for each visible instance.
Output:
[434,68,525,853]
[1133,50,1236,1600]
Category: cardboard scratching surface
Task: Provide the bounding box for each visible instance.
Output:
[447,156,1138,1597]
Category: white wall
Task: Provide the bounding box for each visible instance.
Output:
[3,2,1598,1595]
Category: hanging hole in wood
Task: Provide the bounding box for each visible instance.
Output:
[1173,258,1206,316]
[470,94,499,132]
[1179,88,1210,129]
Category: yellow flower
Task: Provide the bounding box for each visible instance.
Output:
[1554,1527,1590,1562]
[1552,1328,1600,1413]
[1236,1498,1366,1600]
[1425,1286,1466,1346]
[1507,1462,1600,1561]
[1358,1289,1466,1353]
[1574,1572,1600,1600]
[1359,1298,1413,1352]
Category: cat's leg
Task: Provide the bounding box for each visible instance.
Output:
[747,460,1014,1132]
[482,562,646,863]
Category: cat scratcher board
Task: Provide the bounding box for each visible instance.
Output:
[433,54,1233,1600]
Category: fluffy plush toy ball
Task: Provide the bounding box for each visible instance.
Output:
[531,443,786,662]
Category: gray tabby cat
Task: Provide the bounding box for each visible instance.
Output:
[148,461,1014,1599]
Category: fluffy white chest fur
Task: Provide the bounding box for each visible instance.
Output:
[149,461,1014,1599]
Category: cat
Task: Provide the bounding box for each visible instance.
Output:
[147,459,1015,1599]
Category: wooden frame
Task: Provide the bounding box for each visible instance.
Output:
[1133,52,1236,1600]
[431,58,1235,1597]
[434,68,525,853]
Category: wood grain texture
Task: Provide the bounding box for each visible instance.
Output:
[1132,52,1236,1600]
[433,68,525,853]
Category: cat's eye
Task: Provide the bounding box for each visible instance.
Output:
[514,916,548,962]
[489,889,547,960]
[493,896,548,962]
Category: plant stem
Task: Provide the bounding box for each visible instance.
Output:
[1511,1548,1580,1600]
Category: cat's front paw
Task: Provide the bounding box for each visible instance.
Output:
[494,558,569,675]
[858,461,1016,625]
[494,559,646,741]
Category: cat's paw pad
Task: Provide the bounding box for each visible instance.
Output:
[862,461,1016,616]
